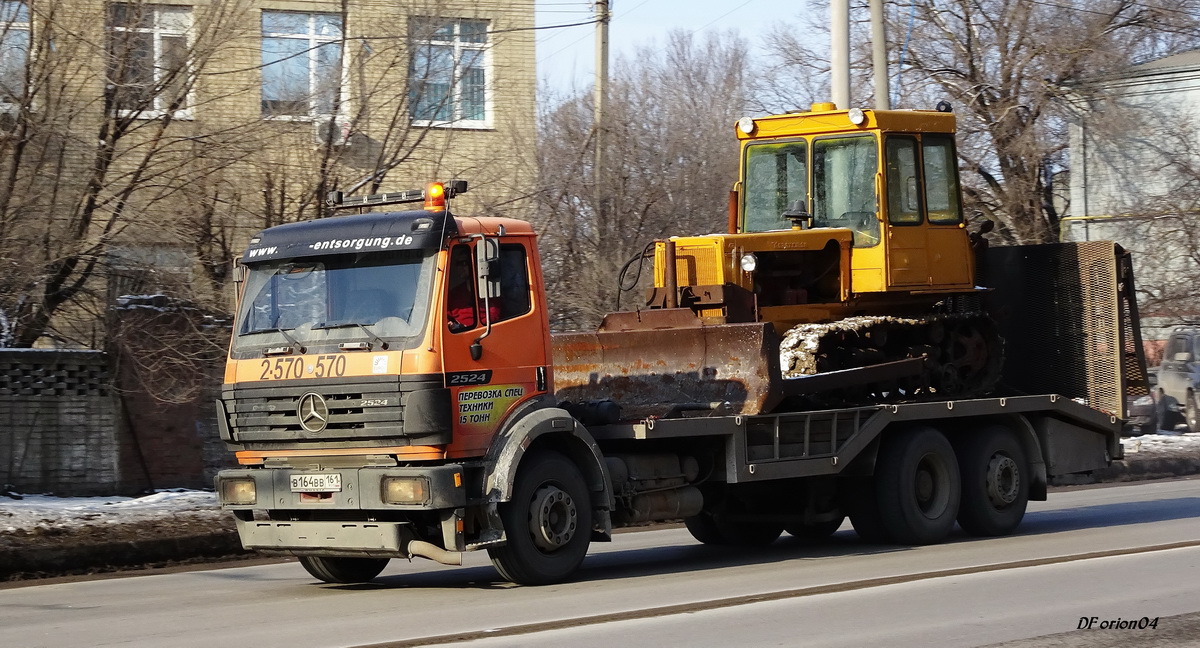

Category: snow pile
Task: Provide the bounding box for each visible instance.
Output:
[0,489,222,534]
[1123,431,1200,455]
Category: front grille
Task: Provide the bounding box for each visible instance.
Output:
[223,375,443,445]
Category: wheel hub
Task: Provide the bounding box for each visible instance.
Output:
[528,484,578,552]
[985,454,1020,507]
[915,453,951,518]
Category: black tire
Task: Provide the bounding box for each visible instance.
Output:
[298,556,389,584]
[955,425,1030,537]
[785,514,846,542]
[488,450,592,585]
[875,426,961,545]
[845,479,891,544]
[684,512,783,546]
[1187,391,1198,433]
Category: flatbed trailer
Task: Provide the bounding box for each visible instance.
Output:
[590,394,1121,489]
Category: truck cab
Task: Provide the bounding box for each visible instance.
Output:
[217,184,608,584]
[651,104,978,330]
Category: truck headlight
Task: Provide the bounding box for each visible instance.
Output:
[382,476,429,505]
[220,478,257,505]
[1133,395,1154,407]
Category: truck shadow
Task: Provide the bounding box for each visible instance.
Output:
[334,495,1200,591]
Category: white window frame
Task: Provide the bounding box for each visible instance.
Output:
[409,17,493,130]
[261,10,347,121]
[0,0,31,114]
[108,3,194,120]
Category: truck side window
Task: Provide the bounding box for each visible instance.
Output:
[923,134,964,224]
[886,136,923,225]
[496,244,531,322]
[446,245,477,333]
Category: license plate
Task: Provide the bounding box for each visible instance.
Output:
[290,473,342,492]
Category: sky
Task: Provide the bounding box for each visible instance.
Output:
[534,0,810,97]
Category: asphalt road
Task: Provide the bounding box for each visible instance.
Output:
[3,479,1200,648]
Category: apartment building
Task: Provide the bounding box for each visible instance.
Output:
[0,0,536,345]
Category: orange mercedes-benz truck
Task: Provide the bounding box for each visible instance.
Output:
[217,109,1141,588]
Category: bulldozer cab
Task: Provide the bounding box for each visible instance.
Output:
[734,104,975,293]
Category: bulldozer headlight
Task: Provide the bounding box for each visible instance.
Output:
[382,476,429,505]
[848,108,866,125]
[740,253,758,273]
[737,117,756,135]
[220,478,257,505]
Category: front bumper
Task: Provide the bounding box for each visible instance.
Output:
[235,519,412,557]
[216,464,466,511]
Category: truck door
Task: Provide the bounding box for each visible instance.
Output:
[884,135,930,287]
[441,239,546,455]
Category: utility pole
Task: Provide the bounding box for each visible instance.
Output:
[831,0,850,109]
[870,0,890,109]
[594,0,610,218]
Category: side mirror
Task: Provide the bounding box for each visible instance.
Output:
[476,238,501,299]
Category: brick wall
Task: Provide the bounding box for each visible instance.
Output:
[0,350,120,496]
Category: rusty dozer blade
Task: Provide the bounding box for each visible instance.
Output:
[551,310,785,420]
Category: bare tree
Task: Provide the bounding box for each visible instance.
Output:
[759,0,1200,244]
[0,0,261,347]
[0,0,536,347]
[535,30,752,329]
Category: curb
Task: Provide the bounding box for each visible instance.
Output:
[1052,453,1200,485]
[0,532,245,580]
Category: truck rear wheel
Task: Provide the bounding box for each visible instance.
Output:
[298,556,389,584]
[955,425,1029,536]
[785,515,845,542]
[684,512,782,546]
[876,426,961,545]
[488,450,592,585]
[846,479,891,543]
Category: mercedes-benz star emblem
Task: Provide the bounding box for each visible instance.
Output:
[297,392,329,433]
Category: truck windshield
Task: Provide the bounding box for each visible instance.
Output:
[233,250,436,354]
[812,135,880,247]
[743,135,880,247]
[743,140,807,232]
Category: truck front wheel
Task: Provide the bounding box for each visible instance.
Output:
[298,556,389,584]
[955,425,1029,536]
[876,426,961,545]
[488,450,592,585]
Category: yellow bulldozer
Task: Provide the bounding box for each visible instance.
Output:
[555,103,1003,415]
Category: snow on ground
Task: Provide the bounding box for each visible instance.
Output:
[0,490,221,534]
[1123,430,1200,455]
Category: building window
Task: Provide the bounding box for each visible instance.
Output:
[261,11,344,118]
[0,0,30,108]
[108,4,192,116]
[409,17,490,128]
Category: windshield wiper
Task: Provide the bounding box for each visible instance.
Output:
[312,321,389,351]
[256,327,306,355]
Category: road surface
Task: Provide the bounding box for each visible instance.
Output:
[3,478,1200,648]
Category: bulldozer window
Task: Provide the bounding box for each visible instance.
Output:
[743,140,807,232]
[922,135,964,224]
[886,136,923,225]
[813,135,880,247]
